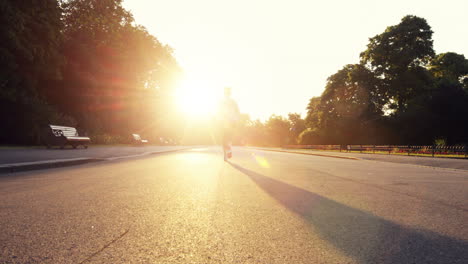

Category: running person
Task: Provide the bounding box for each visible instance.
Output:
[218,87,240,161]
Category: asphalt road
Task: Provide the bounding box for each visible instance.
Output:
[274,148,468,170]
[0,146,187,165]
[1,147,467,263]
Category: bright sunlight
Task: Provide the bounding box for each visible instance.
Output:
[175,76,220,119]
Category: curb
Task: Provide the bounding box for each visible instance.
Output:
[252,148,359,160]
[0,148,192,175]
[105,148,191,161]
[0,158,104,174]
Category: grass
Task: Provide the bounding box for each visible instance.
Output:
[282,148,467,159]
[355,151,466,158]
[0,143,172,149]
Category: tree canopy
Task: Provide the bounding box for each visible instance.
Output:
[0,0,66,144]
[304,15,468,145]
[0,0,181,144]
[1,8,467,146]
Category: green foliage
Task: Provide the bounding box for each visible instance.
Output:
[230,113,307,147]
[264,115,292,146]
[321,64,383,121]
[0,97,76,144]
[0,0,63,100]
[361,16,434,74]
[0,0,181,145]
[305,97,321,129]
[0,0,66,144]
[312,64,385,144]
[434,138,446,146]
[430,52,468,93]
[91,134,127,145]
[2,7,467,147]
[304,15,468,145]
[288,113,306,144]
[360,15,435,112]
[298,129,322,145]
[56,0,181,138]
[242,119,268,146]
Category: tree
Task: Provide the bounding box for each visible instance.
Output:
[305,96,321,129]
[390,53,468,144]
[318,64,384,143]
[0,0,70,144]
[0,0,63,99]
[360,15,435,112]
[300,15,468,145]
[242,119,268,146]
[0,0,182,145]
[234,113,252,145]
[265,115,290,147]
[427,79,468,144]
[430,52,468,90]
[420,52,468,144]
[56,0,181,138]
[287,113,306,144]
[298,128,322,145]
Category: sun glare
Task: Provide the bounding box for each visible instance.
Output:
[175,77,219,119]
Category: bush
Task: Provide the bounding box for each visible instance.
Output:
[90,134,128,145]
[434,138,447,146]
[0,97,76,145]
[298,129,323,144]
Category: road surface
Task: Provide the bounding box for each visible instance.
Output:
[0,146,187,165]
[1,147,467,263]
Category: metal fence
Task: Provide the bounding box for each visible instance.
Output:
[284,145,468,158]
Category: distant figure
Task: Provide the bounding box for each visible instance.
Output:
[218,87,240,161]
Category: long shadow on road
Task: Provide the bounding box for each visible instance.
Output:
[229,162,468,264]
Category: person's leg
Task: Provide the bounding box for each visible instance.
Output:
[224,129,233,159]
[222,128,228,161]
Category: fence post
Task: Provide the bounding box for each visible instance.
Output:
[373,145,376,154]
[432,144,435,157]
[408,145,410,156]
[360,144,363,153]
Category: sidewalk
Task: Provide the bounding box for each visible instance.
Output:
[257,147,468,171]
[0,146,191,173]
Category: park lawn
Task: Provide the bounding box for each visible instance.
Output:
[281,148,467,159]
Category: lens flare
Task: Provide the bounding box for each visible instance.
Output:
[175,77,219,119]
[252,153,270,168]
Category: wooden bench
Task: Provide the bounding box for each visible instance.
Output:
[345,145,366,153]
[44,125,90,149]
[132,134,148,145]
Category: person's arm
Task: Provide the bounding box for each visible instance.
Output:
[233,100,240,122]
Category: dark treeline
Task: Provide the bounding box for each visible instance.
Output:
[1,0,182,145]
[1,6,466,147]
[301,16,468,145]
[226,16,467,147]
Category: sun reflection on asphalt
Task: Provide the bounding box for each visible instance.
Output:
[189,148,209,151]
[251,152,270,168]
[176,153,213,165]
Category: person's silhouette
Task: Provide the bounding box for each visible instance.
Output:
[218,87,240,161]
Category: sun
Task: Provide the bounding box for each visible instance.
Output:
[175,77,219,119]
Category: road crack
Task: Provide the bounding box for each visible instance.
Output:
[78,229,130,264]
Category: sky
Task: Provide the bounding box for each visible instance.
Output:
[122,0,468,120]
